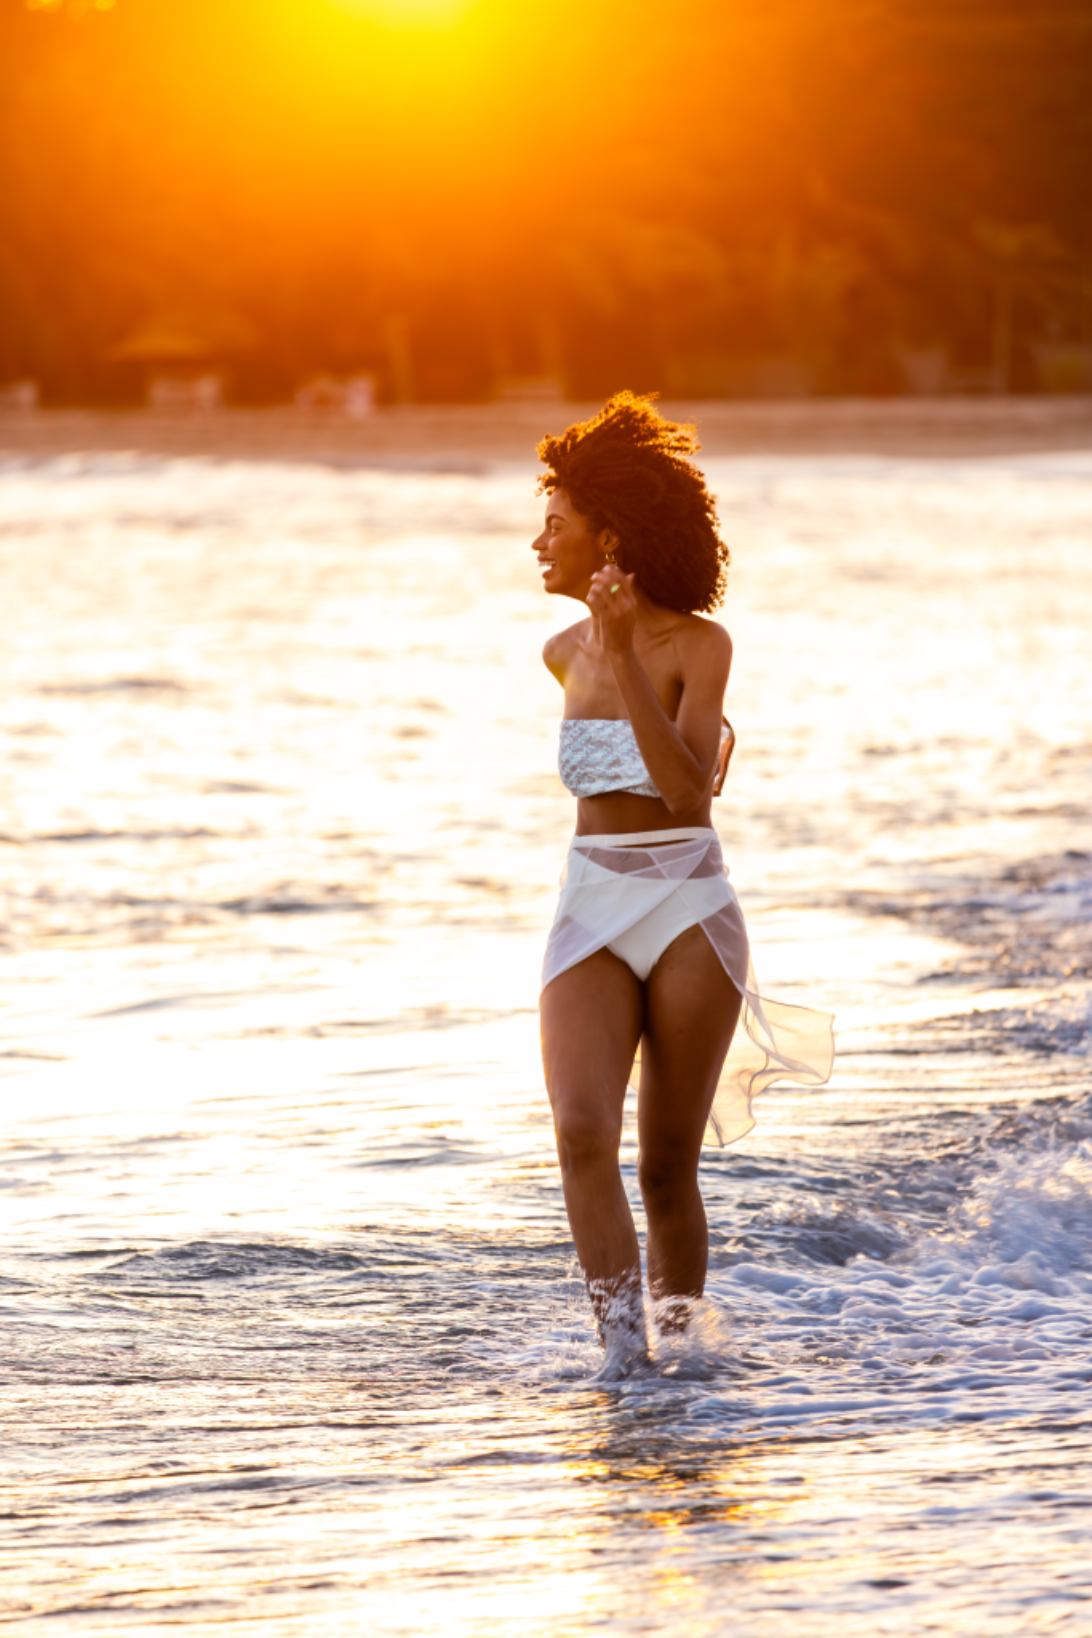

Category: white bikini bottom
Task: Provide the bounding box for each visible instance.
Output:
[606,848,733,982]
[541,827,835,1147]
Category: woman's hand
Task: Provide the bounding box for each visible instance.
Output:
[586,565,638,652]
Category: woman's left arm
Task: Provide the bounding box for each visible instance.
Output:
[587,567,732,815]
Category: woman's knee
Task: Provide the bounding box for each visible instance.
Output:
[637,1145,699,1212]
[551,1094,620,1177]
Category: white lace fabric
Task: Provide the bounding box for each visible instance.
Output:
[541,828,835,1146]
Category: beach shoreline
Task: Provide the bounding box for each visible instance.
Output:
[3,396,1092,467]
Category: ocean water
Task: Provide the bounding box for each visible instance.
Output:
[2,446,1091,1634]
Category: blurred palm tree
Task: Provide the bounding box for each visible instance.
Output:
[972,220,1068,393]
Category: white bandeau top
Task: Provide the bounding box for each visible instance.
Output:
[558,719,660,799]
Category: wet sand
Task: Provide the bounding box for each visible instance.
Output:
[3,396,1092,466]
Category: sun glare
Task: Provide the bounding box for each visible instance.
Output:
[324,0,476,28]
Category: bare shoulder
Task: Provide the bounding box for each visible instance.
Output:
[542,618,591,683]
[676,612,733,673]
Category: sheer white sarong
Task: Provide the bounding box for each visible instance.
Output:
[541,828,835,1147]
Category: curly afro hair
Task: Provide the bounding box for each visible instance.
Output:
[536,391,729,614]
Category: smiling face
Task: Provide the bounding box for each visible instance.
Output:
[532,489,611,602]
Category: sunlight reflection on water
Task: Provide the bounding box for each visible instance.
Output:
[2,450,1092,1633]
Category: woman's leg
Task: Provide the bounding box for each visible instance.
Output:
[540,949,645,1336]
[638,926,743,1313]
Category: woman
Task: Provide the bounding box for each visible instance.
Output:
[534,393,833,1369]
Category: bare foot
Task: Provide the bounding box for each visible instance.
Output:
[653,1295,695,1336]
[587,1271,649,1378]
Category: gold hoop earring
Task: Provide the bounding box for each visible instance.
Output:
[604,549,617,565]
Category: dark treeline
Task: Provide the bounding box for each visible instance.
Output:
[2,0,1092,403]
